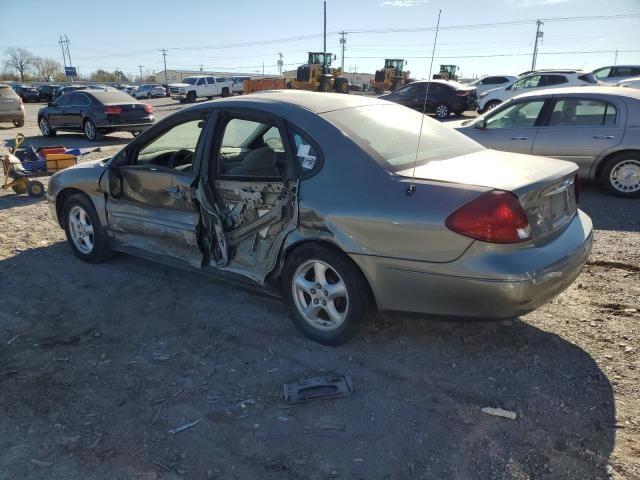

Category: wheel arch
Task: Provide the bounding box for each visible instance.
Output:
[592,148,640,181]
[55,188,94,228]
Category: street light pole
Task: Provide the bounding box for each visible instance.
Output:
[531,20,543,71]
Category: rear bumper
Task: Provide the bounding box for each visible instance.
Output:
[350,210,593,318]
[96,119,154,131]
[0,111,24,122]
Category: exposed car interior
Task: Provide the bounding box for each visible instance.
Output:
[135,119,202,172]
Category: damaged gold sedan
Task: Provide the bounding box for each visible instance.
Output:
[48,91,592,345]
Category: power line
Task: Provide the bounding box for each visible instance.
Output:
[344,48,640,60]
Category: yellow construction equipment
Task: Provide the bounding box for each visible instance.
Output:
[287,52,349,93]
[433,64,459,81]
[371,59,409,94]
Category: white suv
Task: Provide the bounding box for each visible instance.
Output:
[477,70,599,113]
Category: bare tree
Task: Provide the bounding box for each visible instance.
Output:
[43,58,62,81]
[4,47,35,82]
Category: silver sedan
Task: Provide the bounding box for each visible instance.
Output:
[132,84,166,99]
[454,86,640,198]
[46,91,592,345]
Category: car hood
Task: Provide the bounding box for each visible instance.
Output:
[168,83,191,88]
[396,149,577,194]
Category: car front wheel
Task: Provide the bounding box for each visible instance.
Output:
[601,152,640,198]
[434,102,450,119]
[39,117,56,137]
[282,244,373,345]
[62,194,112,263]
[83,119,100,141]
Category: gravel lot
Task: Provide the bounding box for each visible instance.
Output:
[0,99,638,480]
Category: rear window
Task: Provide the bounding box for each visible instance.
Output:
[0,85,18,98]
[322,104,483,172]
[90,90,136,104]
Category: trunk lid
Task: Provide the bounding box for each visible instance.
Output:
[104,102,150,122]
[398,149,579,239]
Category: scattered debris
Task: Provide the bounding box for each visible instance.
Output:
[169,419,201,435]
[319,423,346,431]
[30,459,53,467]
[283,375,353,404]
[7,334,19,345]
[481,407,517,420]
[152,460,172,472]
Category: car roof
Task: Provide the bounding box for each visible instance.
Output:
[594,65,640,69]
[181,90,389,114]
[510,86,640,101]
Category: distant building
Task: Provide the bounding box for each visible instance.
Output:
[155,69,255,83]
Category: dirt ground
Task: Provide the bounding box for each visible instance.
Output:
[1,102,639,480]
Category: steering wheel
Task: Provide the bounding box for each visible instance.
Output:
[167,149,193,169]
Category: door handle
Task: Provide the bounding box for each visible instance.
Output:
[510,136,528,140]
[592,135,614,139]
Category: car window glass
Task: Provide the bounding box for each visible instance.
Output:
[594,68,611,79]
[548,99,617,127]
[427,83,443,94]
[134,119,203,172]
[218,118,285,178]
[631,67,640,76]
[206,77,215,84]
[613,67,631,77]
[55,95,71,106]
[541,75,568,86]
[485,100,545,129]
[196,78,205,85]
[293,131,320,173]
[76,93,91,106]
[397,83,423,96]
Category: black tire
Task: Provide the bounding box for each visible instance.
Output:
[453,109,465,116]
[484,100,501,112]
[434,102,450,120]
[186,91,197,103]
[39,116,56,137]
[282,244,374,346]
[26,180,45,198]
[319,77,332,93]
[334,77,349,94]
[599,152,640,198]
[221,87,230,98]
[11,183,27,195]
[83,119,100,141]
[179,98,186,104]
[62,194,113,263]
[13,119,24,128]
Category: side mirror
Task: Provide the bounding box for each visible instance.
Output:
[107,166,124,198]
[475,118,487,129]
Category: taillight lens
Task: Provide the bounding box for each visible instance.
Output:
[105,106,122,115]
[445,190,531,244]
[573,174,580,204]
[19,97,24,107]
[455,90,469,96]
[144,104,153,113]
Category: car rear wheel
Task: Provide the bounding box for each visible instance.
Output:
[39,117,56,137]
[434,102,450,119]
[601,152,640,198]
[13,119,24,128]
[485,100,501,111]
[146,93,151,99]
[83,119,100,141]
[63,194,112,263]
[187,91,197,103]
[282,244,373,345]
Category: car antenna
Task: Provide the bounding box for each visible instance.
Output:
[407,9,442,196]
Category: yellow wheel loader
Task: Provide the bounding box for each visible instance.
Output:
[371,59,409,94]
[287,52,350,94]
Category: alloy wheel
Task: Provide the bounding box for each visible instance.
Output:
[436,104,449,119]
[39,118,49,135]
[68,205,95,254]
[84,120,96,140]
[610,159,640,193]
[291,260,349,331]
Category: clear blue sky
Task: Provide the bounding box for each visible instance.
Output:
[1,0,639,80]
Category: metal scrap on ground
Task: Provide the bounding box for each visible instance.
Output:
[481,407,517,420]
[283,375,354,404]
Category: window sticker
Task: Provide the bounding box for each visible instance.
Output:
[297,144,311,157]
[301,156,316,170]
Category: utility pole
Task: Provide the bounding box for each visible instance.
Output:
[614,49,618,65]
[138,65,144,81]
[531,20,544,71]
[160,49,169,95]
[262,61,265,76]
[199,64,204,72]
[339,31,347,72]
[323,0,327,68]
[59,35,74,80]
[277,53,284,76]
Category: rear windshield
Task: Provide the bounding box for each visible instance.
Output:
[0,85,17,97]
[90,90,136,104]
[322,104,483,172]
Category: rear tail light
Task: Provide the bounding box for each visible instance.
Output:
[144,104,153,113]
[574,174,580,204]
[19,97,23,107]
[445,190,531,244]
[455,90,470,96]
[105,106,122,115]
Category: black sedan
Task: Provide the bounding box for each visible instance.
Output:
[379,80,476,119]
[13,85,40,102]
[38,90,155,141]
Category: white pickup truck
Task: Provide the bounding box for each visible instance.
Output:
[168,75,233,103]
